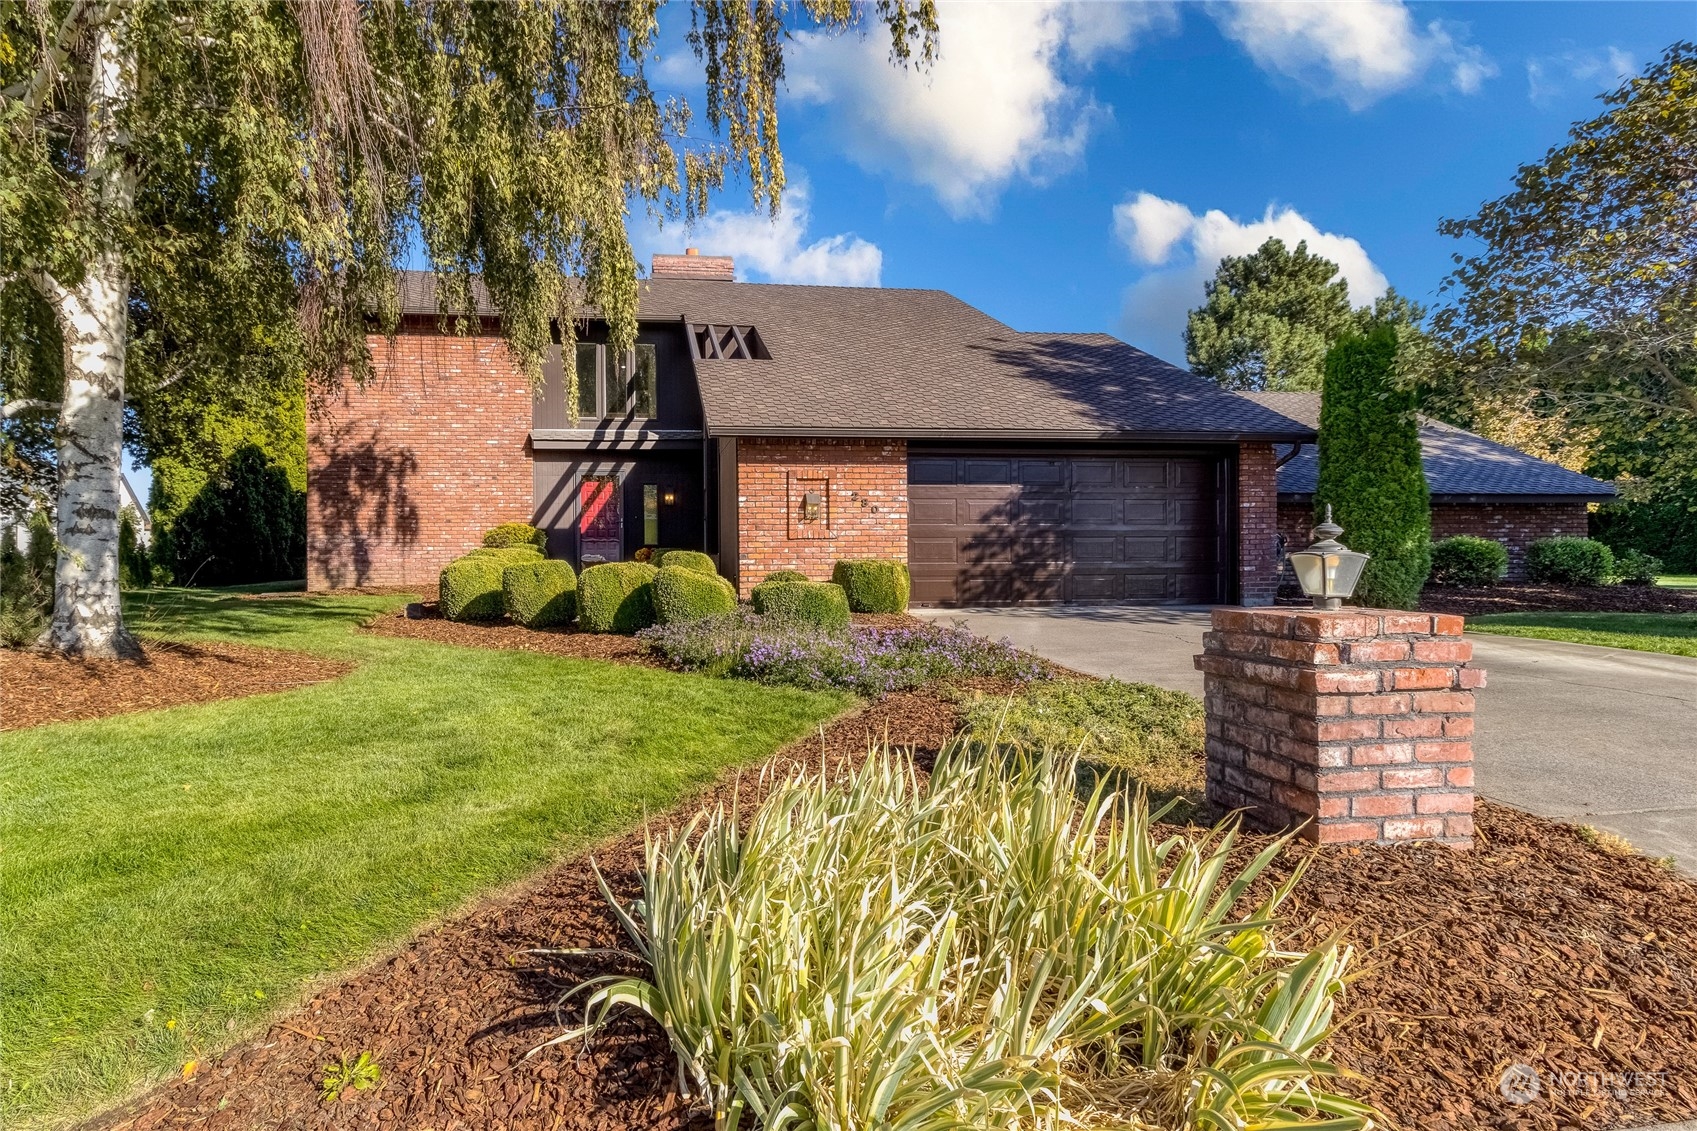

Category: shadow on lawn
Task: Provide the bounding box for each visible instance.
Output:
[123,587,405,649]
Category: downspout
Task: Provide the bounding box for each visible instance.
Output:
[1274,442,1305,469]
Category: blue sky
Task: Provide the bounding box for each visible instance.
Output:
[638,0,1690,364]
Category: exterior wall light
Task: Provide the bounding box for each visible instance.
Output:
[1288,505,1370,610]
[661,490,676,505]
[800,490,823,522]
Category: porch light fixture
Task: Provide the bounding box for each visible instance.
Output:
[662,490,676,506]
[800,490,823,522]
[1288,505,1369,611]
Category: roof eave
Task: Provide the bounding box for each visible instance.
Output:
[704,425,1316,443]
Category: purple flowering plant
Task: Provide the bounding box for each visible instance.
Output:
[638,610,1048,696]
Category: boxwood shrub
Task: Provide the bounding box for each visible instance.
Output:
[482,522,547,551]
[654,565,737,624]
[657,549,717,576]
[466,545,543,565]
[751,579,852,631]
[502,560,577,628]
[763,569,809,583]
[831,559,911,614]
[1526,536,1615,586]
[1428,535,1509,587]
[439,555,508,621]
[577,561,660,634]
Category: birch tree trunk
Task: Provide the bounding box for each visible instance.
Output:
[42,9,138,659]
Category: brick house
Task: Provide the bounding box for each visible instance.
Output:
[1243,391,1615,581]
[307,252,1321,604]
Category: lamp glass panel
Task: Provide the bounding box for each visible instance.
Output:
[1290,551,1326,596]
[1331,552,1369,597]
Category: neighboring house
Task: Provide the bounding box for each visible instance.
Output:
[7,471,150,551]
[306,251,1315,606]
[1242,391,1615,580]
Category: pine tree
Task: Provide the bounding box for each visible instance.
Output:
[1315,327,1432,609]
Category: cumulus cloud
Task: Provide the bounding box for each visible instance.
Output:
[1208,0,1496,108]
[786,2,1175,219]
[657,180,882,287]
[1526,47,1636,105]
[1112,191,1389,364]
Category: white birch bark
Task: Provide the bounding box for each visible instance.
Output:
[42,8,138,658]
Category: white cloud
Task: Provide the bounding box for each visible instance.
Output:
[666,180,882,287]
[1111,191,1389,363]
[787,1,1176,219]
[1526,47,1636,106]
[1208,0,1496,108]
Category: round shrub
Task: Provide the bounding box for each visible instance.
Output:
[483,522,547,551]
[830,559,911,614]
[502,560,577,628]
[763,569,809,583]
[1526,536,1615,586]
[752,580,851,631]
[657,549,717,576]
[577,561,659,634]
[1428,535,1509,587]
[467,545,543,566]
[439,555,508,621]
[654,565,737,624]
[1613,548,1662,586]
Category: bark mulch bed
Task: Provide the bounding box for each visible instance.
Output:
[0,641,354,731]
[82,682,1697,1131]
[360,604,662,668]
[1420,581,1697,617]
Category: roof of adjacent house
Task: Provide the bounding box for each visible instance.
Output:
[393,271,1314,442]
[1241,391,1616,501]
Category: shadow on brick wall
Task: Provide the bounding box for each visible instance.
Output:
[309,422,421,588]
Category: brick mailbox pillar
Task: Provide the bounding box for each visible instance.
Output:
[1193,608,1483,846]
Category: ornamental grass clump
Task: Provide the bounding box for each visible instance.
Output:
[540,744,1373,1131]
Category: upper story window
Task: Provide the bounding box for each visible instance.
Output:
[575,342,657,421]
[690,324,768,360]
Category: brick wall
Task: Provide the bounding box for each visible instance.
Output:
[307,325,533,589]
[735,438,907,594]
[1195,607,1481,846]
[1278,500,1590,581]
[1238,444,1280,606]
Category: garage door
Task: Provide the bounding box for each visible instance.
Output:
[907,453,1228,606]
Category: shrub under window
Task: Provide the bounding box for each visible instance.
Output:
[1526,536,1615,586]
[1428,535,1509,587]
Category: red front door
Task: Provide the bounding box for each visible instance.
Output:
[579,476,622,562]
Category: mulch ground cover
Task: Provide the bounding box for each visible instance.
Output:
[0,640,353,731]
[81,678,1697,1131]
[360,605,662,668]
[1419,581,1697,617]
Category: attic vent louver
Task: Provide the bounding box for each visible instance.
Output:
[689,324,768,361]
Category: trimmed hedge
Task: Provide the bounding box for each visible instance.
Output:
[502,560,577,628]
[467,545,543,565]
[752,580,851,631]
[763,569,809,583]
[654,565,737,624]
[440,555,508,621]
[657,549,717,576]
[483,522,547,551]
[1315,328,1431,609]
[1527,537,1615,586]
[578,561,659,634]
[1428,536,1508,587]
[831,559,911,614]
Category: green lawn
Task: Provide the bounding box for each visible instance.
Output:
[1467,611,1697,657]
[1657,574,1697,589]
[2,589,849,1128]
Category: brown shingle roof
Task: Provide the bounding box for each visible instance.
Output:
[1242,391,1616,501]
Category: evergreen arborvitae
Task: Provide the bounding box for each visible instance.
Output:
[1316,328,1431,609]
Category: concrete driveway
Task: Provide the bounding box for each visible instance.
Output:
[916,606,1697,869]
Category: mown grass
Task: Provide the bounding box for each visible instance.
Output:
[1656,574,1697,590]
[1466,611,1697,657]
[1,588,849,1129]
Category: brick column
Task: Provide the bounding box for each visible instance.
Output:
[1194,608,1483,846]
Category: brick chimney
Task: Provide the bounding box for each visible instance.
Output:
[650,247,735,282]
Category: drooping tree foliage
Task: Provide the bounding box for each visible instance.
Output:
[1316,328,1431,609]
[0,0,938,656]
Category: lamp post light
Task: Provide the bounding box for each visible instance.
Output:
[1288,505,1370,611]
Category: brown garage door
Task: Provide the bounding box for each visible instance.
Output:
[908,452,1229,606]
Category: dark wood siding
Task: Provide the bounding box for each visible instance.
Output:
[908,450,1229,606]
[533,453,704,565]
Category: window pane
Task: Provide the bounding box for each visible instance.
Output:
[575,344,598,418]
[632,344,657,418]
[608,349,631,415]
[643,484,659,546]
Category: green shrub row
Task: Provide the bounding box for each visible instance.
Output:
[483,522,547,551]
[578,561,660,633]
[503,560,577,627]
[751,579,851,631]
[654,565,736,625]
[1526,536,1615,586]
[1427,536,1508,587]
[830,559,910,613]
[657,549,717,576]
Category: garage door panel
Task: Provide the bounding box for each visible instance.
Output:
[908,453,1226,606]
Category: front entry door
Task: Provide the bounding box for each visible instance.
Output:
[579,475,622,563]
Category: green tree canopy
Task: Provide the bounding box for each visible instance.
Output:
[0,0,937,656]
[1184,237,1359,391]
[1316,327,1431,609]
